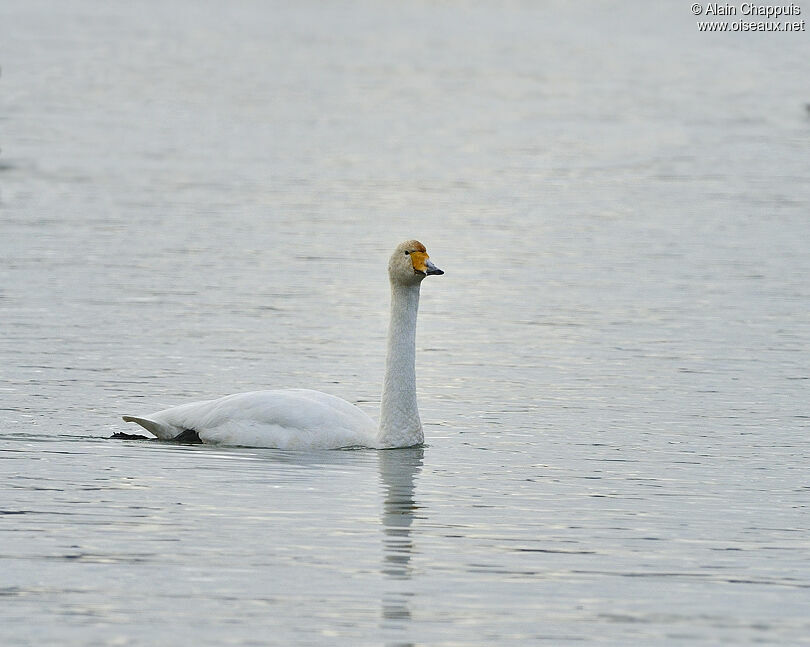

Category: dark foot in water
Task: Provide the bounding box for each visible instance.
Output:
[171,429,202,444]
[111,432,151,441]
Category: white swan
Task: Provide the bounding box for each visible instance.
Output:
[121,240,443,449]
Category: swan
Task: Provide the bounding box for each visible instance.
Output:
[121,240,443,449]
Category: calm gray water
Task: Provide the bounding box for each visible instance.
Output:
[2,1,809,644]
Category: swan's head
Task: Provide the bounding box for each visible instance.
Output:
[388,240,443,286]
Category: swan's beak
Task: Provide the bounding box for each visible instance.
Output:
[425,258,444,276]
[411,251,444,276]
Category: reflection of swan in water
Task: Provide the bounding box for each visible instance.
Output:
[379,446,424,642]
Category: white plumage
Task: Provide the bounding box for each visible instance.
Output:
[122,240,443,449]
[124,389,377,449]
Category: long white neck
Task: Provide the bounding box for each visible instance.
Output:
[378,281,424,448]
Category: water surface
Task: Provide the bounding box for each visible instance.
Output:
[1,1,809,644]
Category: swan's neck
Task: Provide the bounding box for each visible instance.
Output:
[378,282,424,448]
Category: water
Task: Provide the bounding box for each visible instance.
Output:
[2,1,809,644]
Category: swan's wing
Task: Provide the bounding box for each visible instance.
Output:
[127,389,377,449]
[121,415,179,439]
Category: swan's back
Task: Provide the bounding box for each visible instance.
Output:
[126,389,377,450]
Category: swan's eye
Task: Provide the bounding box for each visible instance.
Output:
[404,251,411,255]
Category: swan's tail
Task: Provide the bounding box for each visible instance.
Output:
[122,415,178,440]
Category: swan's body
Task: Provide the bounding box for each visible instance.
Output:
[122,240,443,449]
[124,389,377,449]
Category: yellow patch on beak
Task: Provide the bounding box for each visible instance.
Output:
[410,251,429,274]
